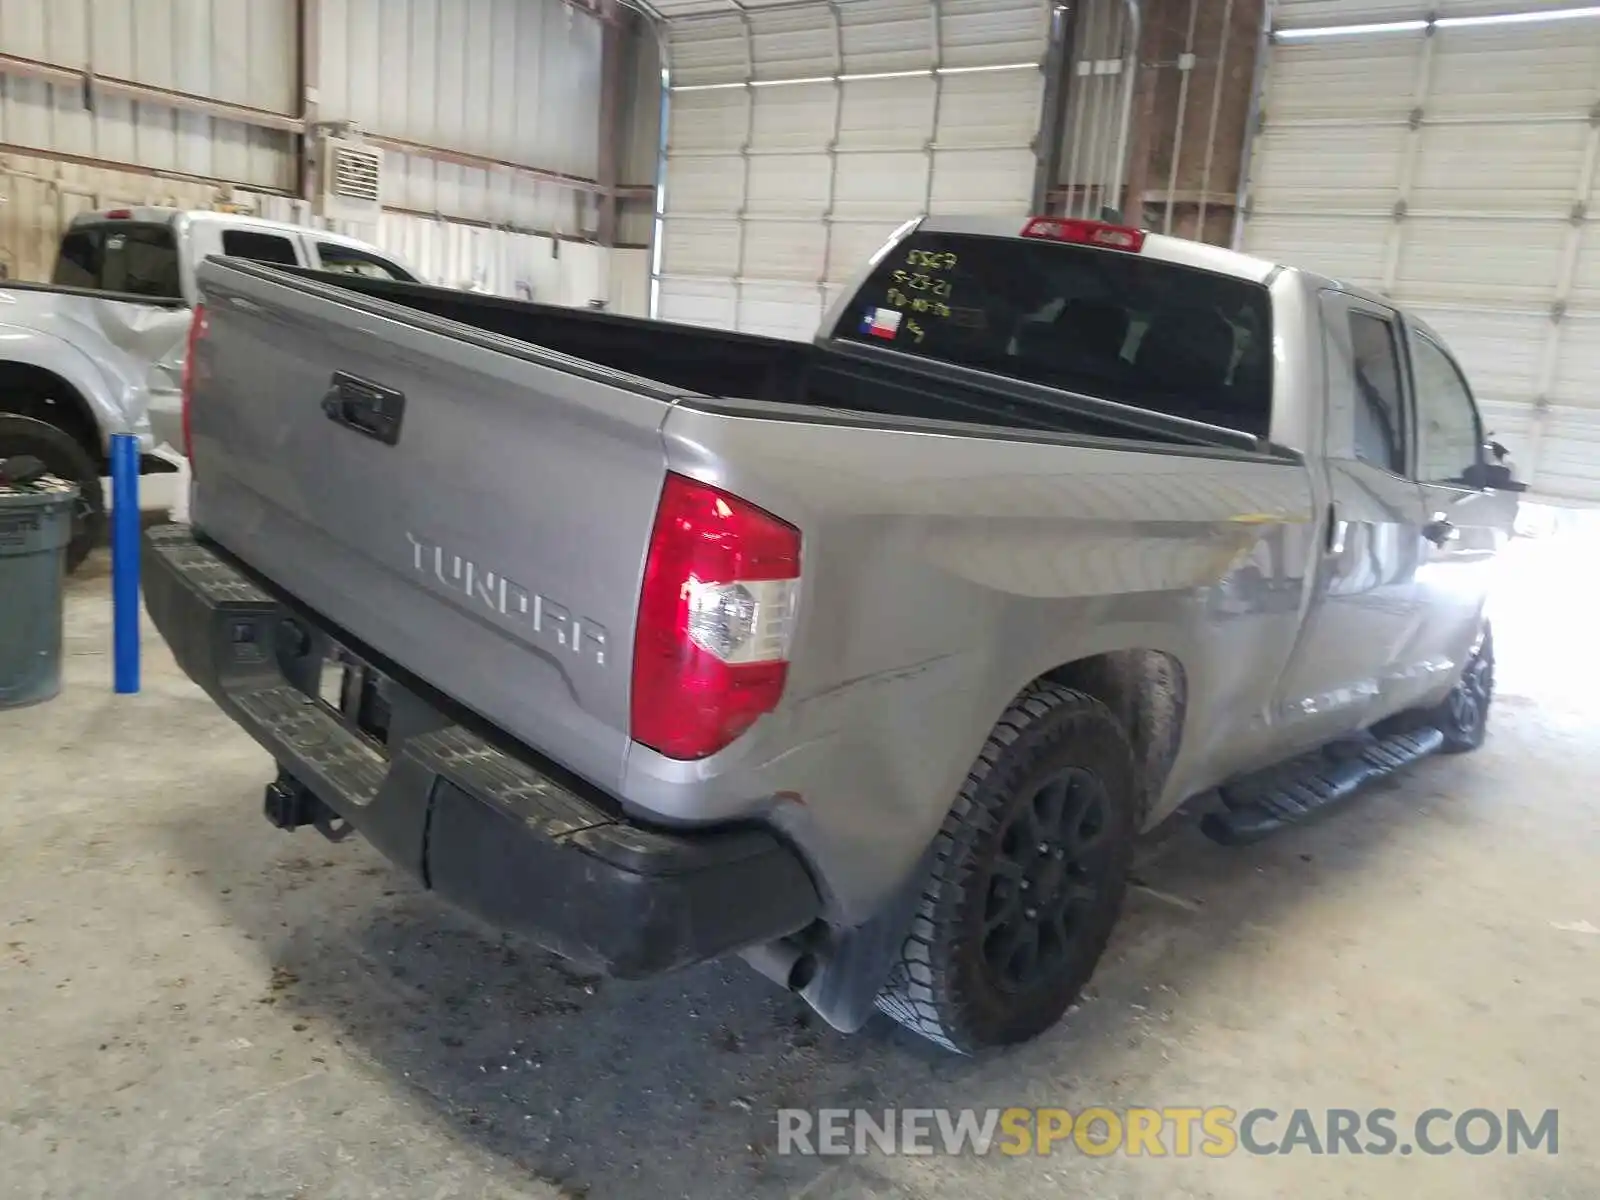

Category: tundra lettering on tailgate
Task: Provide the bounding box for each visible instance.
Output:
[405,532,609,666]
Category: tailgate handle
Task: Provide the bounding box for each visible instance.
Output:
[322,372,404,446]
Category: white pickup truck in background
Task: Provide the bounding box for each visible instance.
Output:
[0,207,416,569]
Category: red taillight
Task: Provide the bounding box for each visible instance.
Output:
[180,303,209,467]
[104,209,132,219]
[631,473,802,761]
[1020,216,1146,253]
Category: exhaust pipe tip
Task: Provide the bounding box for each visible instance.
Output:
[741,941,817,993]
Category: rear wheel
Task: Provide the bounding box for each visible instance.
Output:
[0,414,103,573]
[876,684,1138,1053]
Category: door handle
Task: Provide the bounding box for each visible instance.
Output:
[322,371,405,446]
[1422,516,1457,547]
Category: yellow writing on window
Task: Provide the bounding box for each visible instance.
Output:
[889,270,953,298]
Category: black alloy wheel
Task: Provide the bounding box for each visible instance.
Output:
[982,766,1116,994]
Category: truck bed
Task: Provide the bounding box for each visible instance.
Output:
[267,265,1269,452]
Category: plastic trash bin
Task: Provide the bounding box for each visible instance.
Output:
[0,473,78,708]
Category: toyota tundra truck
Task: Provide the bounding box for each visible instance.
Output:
[141,215,1519,1053]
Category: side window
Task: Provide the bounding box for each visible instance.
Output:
[315,243,412,281]
[220,230,301,266]
[1409,333,1481,484]
[1346,311,1406,474]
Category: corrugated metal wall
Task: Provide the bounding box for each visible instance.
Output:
[0,0,613,224]
[317,0,604,232]
[330,206,613,307]
[223,192,612,311]
[0,0,297,189]
[0,0,644,311]
[0,149,248,280]
[377,149,594,234]
[319,0,600,177]
[186,190,613,311]
[2,0,298,109]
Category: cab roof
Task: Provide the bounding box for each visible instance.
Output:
[918,214,1284,286]
[69,206,393,259]
[915,214,1425,330]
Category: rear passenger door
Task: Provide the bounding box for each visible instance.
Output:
[1273,294,1432,746]
[1401,325,1510,689]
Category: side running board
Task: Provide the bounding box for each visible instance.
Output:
[1201,726,1446,846]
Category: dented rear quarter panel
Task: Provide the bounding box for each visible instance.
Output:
[621,408,1317,922]
[0,284,189,452]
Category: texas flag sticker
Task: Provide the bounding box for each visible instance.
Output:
[860,306,903,340]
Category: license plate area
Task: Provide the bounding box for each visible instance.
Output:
[315,643,395,752]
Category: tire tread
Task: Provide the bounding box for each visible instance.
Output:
[876,683,1136,1053]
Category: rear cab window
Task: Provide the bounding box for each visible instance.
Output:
[53,222,182,299]
[832,229,1274,438]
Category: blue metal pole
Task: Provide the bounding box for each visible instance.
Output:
[110,433,140,695]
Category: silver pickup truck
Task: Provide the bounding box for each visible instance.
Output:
[0,207,415,568]
[142,215,1519,1054]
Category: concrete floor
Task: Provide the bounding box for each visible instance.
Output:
[2,531,1597,1200]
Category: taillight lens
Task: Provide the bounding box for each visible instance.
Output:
[631,473,801,760]
[180,303,208,466]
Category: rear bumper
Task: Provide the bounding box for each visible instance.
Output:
[141,523,821,979]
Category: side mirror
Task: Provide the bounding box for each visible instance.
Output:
[1462,460,1526,491]
[1488,439,1511,463]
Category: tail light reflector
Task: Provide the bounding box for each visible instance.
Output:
[631,473,801,761]
[180,302,209,468]
[1020,216,1146,253]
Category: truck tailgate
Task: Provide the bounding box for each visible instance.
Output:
[186,258,673,792]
